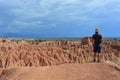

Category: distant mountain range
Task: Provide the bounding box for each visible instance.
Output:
[0,33,120,40]
[0,33,44,38]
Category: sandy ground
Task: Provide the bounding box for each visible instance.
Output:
[0,62,120,80]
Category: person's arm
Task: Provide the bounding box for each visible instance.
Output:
[100,35,103,43]
[92,35,95,46]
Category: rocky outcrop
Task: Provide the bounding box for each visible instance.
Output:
[104,40,120,57]
[81,37,93,46]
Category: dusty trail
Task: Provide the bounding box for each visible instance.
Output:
[0,62,120,80]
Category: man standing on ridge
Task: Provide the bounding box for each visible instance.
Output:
[92,28,103,62]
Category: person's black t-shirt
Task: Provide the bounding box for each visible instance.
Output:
[92,33,102,44]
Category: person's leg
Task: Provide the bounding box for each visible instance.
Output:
[98,44,102,62]
[93,53,97,62]
[98,54,101,62]
[93,44,97,62]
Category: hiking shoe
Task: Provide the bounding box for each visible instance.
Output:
[98,59,101,62]
[93,59,96,62]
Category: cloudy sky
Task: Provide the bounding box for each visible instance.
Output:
[0,0,120,38]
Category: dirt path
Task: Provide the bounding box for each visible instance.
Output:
[0,62,120,80]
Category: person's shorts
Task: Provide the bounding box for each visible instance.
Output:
[93,44,102,53]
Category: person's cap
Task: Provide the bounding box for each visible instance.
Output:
[95,28,99,33]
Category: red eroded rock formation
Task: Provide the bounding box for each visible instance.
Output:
[0,38,118,68]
